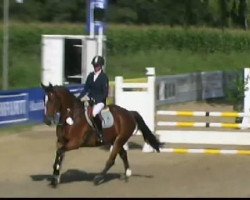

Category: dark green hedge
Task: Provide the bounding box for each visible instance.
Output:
[1,23,250,56]
[107,25,250,55]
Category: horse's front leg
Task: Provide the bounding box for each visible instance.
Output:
[51,138,82,187]
[51,147,65,188]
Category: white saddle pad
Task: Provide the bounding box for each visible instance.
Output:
[84,107,114,129]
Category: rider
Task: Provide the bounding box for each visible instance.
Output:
[78,55,109,144]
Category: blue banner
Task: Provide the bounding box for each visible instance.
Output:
[0,93,28,125]
[0,85,84,128]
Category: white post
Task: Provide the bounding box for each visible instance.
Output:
[142,70,156,153]
[97,23,103,56]
[115,76,123,105]
[114,72,157,153]
[147,76,155,132]
[242,68,250,128]
[2,0,9,90]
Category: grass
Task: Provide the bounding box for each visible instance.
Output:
[1,48,249,90]
[107,49,250,80]
[9,52,41,88]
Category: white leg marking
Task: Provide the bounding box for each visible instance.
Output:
[126,169,132,177]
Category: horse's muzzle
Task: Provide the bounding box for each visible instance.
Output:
[44,116,52,126]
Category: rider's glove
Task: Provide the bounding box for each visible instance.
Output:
[80,95,90,102]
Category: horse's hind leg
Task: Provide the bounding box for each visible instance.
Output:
[51,148,65,188]
[119,147,131,181]
[93,137,124,185]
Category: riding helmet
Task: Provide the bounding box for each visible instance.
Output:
[91,55,105,66]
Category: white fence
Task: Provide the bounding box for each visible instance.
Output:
[115,76,155,132]
[115,68,250,154]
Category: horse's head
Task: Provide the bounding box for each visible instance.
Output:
[41,83,62,126]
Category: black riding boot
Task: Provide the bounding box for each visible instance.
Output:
[92,115,104,144]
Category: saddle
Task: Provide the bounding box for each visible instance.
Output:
[85,106,114,129]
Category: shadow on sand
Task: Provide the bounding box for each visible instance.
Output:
[31,169,153,186]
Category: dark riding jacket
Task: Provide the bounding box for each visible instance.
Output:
[78,70,109,105]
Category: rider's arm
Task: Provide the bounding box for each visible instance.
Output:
[78,74,91,99]
[103,75,109,100]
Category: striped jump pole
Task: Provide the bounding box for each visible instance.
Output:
[157,122,250,129]
[151,130,250,155]
[157,110,250,117]
[159,148,250,156]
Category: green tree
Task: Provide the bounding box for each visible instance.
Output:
[107,0,137,24]
[4,0,86,22]
[238,0,248,29]
[219,0,231,28]
[0,0,249,29]
[231,0,239,25]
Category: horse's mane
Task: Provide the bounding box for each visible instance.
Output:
[53,85,85,115]
[52,85,76,100]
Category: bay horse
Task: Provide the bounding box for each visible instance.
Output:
[41,83,161,187]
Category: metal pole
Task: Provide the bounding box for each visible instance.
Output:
[2,0,9,90]
[89,0,95,38]
[97,22,103,56]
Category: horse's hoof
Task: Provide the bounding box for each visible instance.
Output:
[93,174,105,185]
[50,176,60,188]
[120,174,129,182]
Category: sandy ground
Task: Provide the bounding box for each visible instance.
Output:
[1,101,250,198]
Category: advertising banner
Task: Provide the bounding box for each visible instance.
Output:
[0,85,84,127]
[0,93,28,125]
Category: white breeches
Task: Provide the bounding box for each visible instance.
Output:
[92,102,105,117]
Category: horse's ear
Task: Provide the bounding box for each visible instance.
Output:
[41,82,54,93]
[41,82,47,90]
[48,82,54,91]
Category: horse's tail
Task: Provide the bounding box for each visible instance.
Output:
[130,111,161,152]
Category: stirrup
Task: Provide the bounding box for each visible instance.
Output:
[98,138,104,144]
[97,132,104,144]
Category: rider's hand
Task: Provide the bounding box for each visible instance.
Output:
[80,95,90,102]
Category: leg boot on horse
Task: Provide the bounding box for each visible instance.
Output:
[92,115,104,144]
